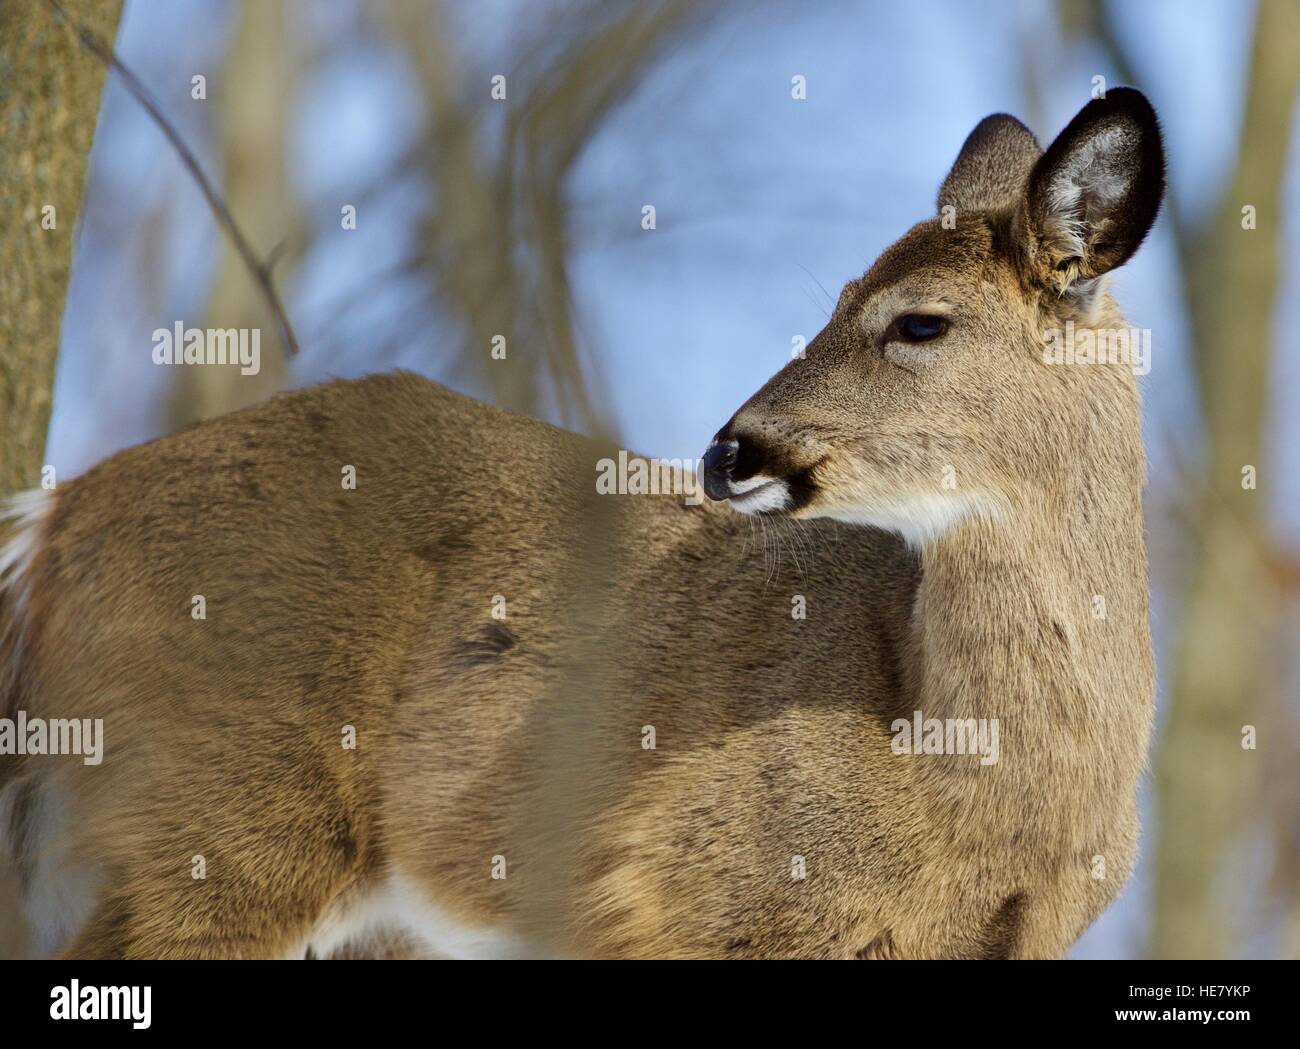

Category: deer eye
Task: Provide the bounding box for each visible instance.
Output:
[895,314,948,342]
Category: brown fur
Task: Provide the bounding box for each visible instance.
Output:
[1,91,1162,959]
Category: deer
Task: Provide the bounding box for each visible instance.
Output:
[0,88,1163,959]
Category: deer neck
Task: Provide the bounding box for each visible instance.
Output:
[908,486,1151,762]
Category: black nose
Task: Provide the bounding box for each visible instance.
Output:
[702,439,739,501]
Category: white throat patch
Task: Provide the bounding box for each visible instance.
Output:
[826,491,1002,549]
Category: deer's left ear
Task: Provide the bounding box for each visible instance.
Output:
[1020,87,1165,299]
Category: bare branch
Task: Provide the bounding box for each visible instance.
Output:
[43,0,300,359]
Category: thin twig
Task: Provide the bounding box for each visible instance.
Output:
[44,0,299,358]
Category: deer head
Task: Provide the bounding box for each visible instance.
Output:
[702,88,1164,549]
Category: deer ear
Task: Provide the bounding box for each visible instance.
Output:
[937,114,1041,215]
[1021,87,1165,297]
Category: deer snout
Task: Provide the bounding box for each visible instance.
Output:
[701,432,793,514]
[701,439,740,500]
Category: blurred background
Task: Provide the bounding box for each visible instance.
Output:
[1,0,1297,958]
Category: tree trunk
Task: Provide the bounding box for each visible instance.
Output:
[168,0,296,429]
[1149,0,1299,959]
[0,0,124,495]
